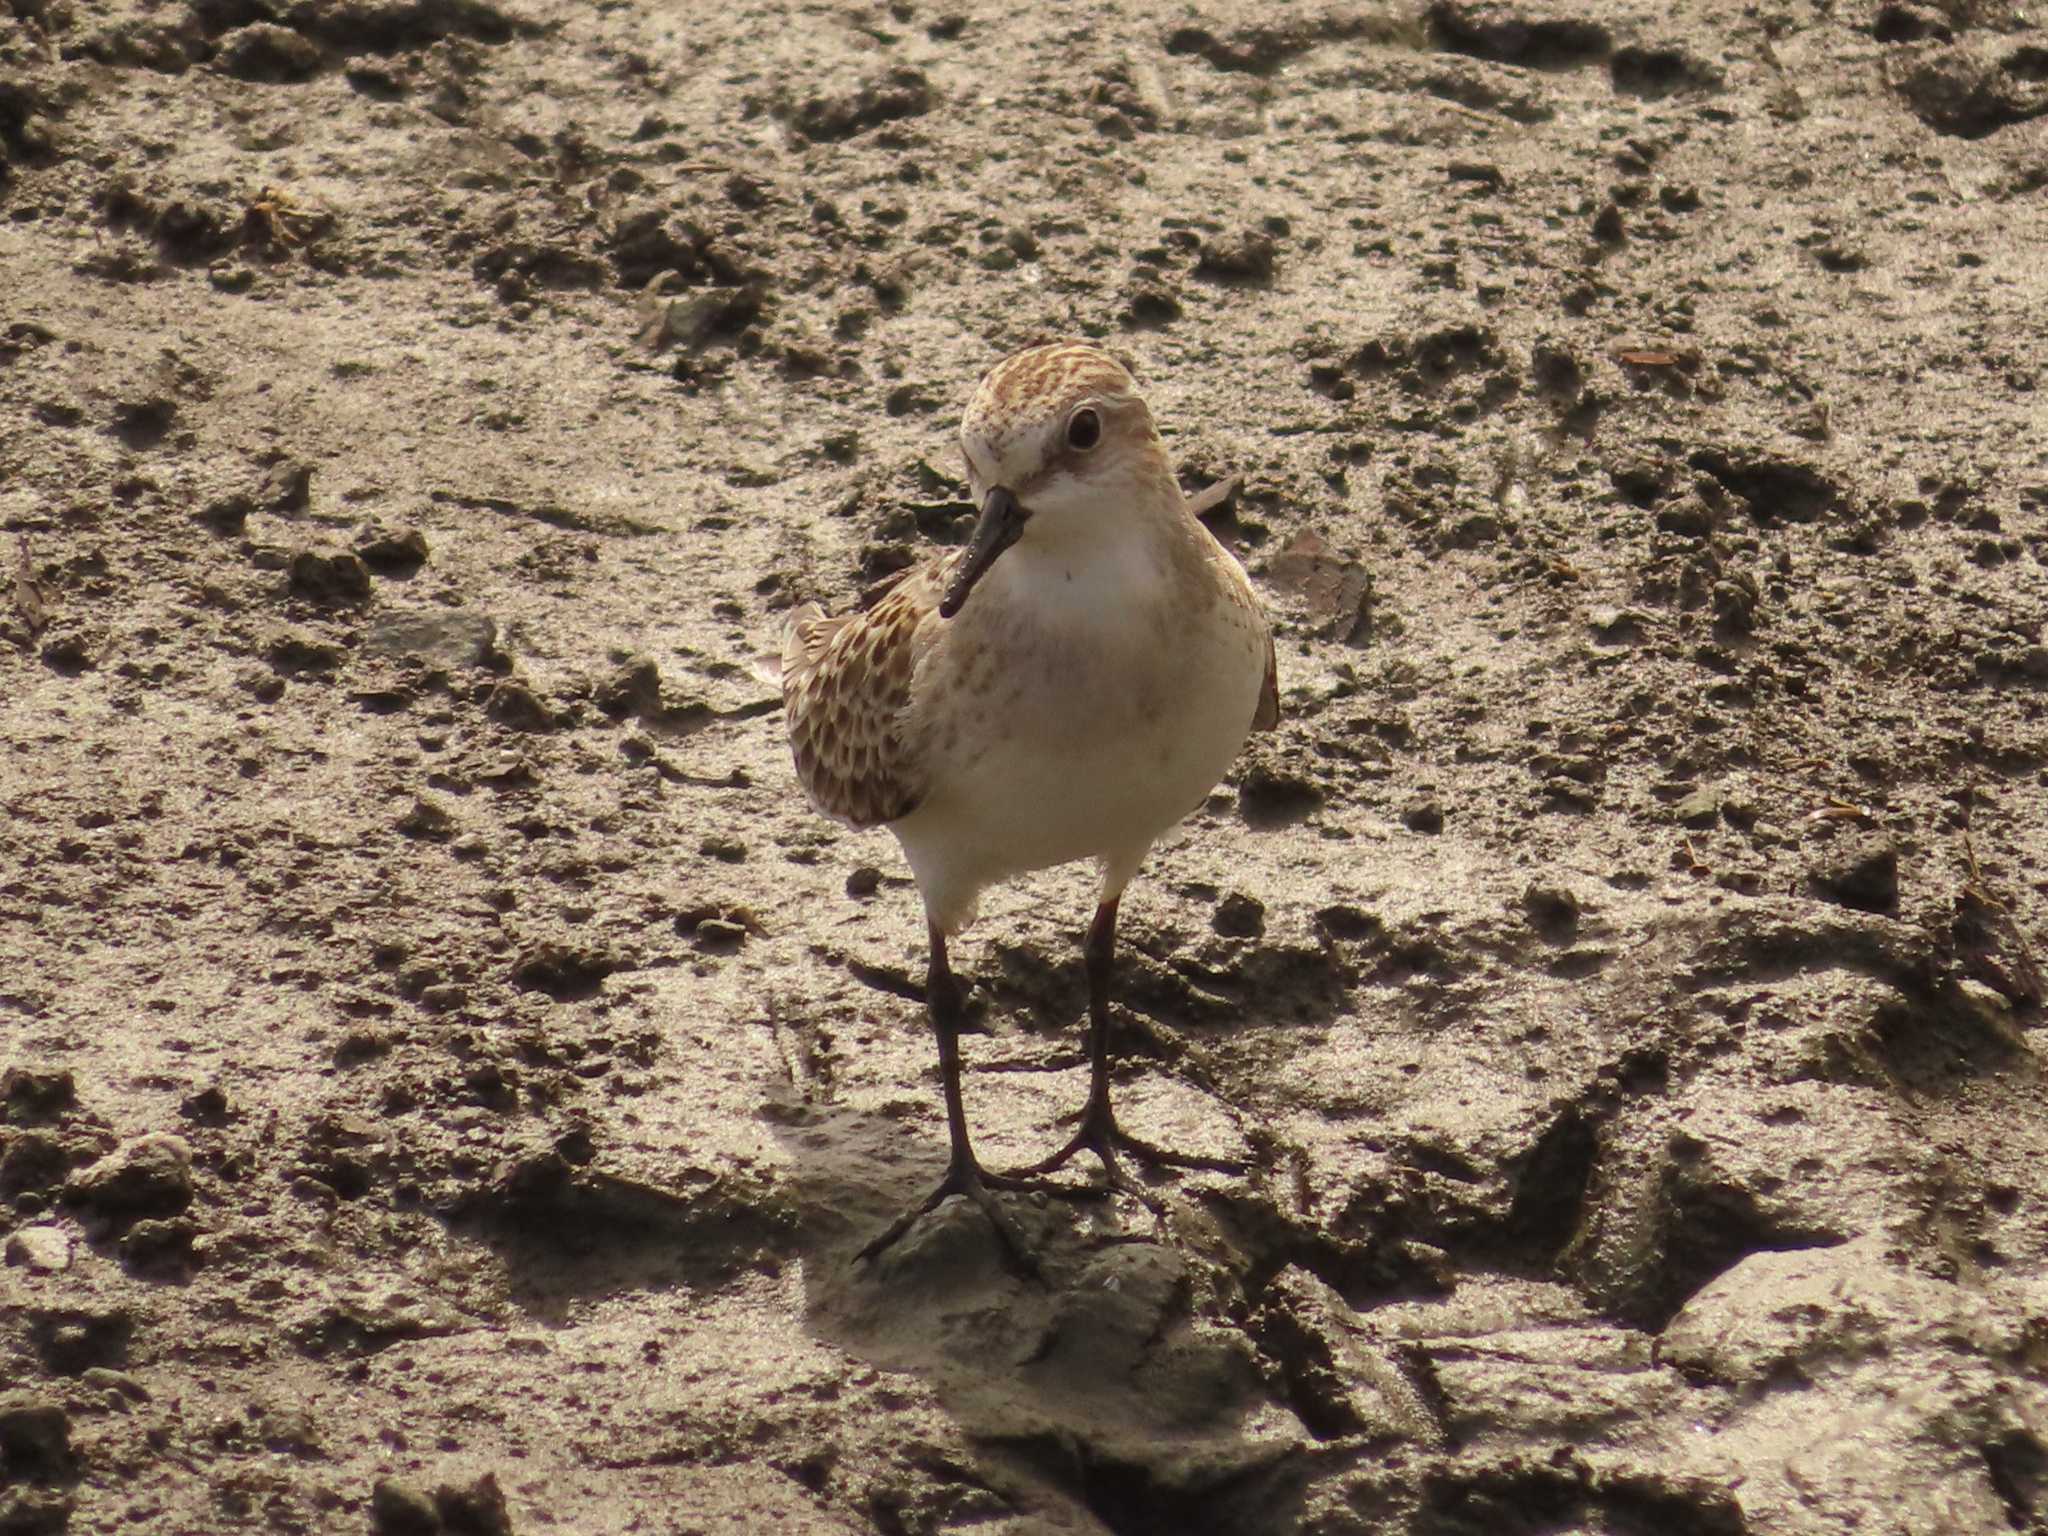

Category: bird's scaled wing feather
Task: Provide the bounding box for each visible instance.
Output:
[780,564,947,828]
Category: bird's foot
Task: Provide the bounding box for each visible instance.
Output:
[855,1155,1089,1278]
[1007,1100,1244,1199]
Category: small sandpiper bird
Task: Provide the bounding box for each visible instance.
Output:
[781,340,1278,1267]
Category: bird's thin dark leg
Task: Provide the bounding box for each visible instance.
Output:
[855,924,1043,1273]
[1012,897,1244,1190]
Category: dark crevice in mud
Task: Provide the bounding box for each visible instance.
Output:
[1870,985,2028,1089]
[997,1435,1306,1536]
[1609,45,1719,98]
[1983,1429,2047,1531]
[1635,1166,1841,1332]
[1417,1457,1748,1536]
[1162,14,1407,75]
[509,943,619,1002]
[1681,908,1937,993]
[1203,1187,1450,1307]
[1495,1107,1598,1266]
[1425,3,1611,69]
[1687,449,1842,524]
[447,1153,799,1301]
[193,0,543,52]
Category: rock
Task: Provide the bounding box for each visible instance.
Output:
[1195,229,1278,284]
[693,919,747,954]
[249,1396,321,1456]
[0,1394,73,1480]
[0,1131,71,1196]
[287,1290,465,1358]
[396,795,455,841]
[1212,892,1267,938]
[435,1472,512,1536]
[790,65,933,141]
[1587,605,1648,642]
[366,610,500,669]
[267,630,343,672]
[110,396,175,447]
[37,629,91,673]
[1401,797,1444,834]
[0,1489,72,1535]
[1254,1267,1442,1444]
[3,1227,71,1274]
[62,1133,194,1222]
[1809,833,1898,913]
[1121,267,1182,328]
[77,1369,148,1404]
[216,22,322,82]
[198,492,253,535]
[1892,40,2048,138]
[1673,784,1722,827]
[370,1478,441,1536]
[485,680,556,732]
[595,654,662,719]
[845,865,882,898]
[289,547,372,602]
[120,1217,197,1272]
[356,525,429,576]
[259,459,314,512]
[1,1068,76,1123]
[1711,574,1759,634]
[510,944,614,1001]
[1521,882,1580,938]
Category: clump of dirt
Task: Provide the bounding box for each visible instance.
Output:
[3,0,2046,1531]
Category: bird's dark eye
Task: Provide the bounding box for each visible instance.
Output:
[1066,408,1101,451]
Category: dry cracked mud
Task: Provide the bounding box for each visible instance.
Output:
[3,0,2048,1532]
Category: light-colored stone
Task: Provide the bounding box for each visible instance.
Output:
[4,1226,72,1274]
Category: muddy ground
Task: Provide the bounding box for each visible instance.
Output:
[3,0,2048,1531]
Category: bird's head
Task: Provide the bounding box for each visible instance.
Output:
[941,341,1173,619]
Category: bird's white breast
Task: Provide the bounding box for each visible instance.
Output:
[892,526,1267,930]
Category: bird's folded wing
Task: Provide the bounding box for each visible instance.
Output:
[780,565,945,828]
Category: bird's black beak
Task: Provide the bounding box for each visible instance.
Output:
[939,486,1028,619]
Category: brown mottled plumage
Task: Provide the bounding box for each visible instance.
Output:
[780,340,1280,1272]
[781,554,957,829]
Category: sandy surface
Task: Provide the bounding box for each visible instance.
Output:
[4,0,2048,1531]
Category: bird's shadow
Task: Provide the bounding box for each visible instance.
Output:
[759,1080,1319,1535]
